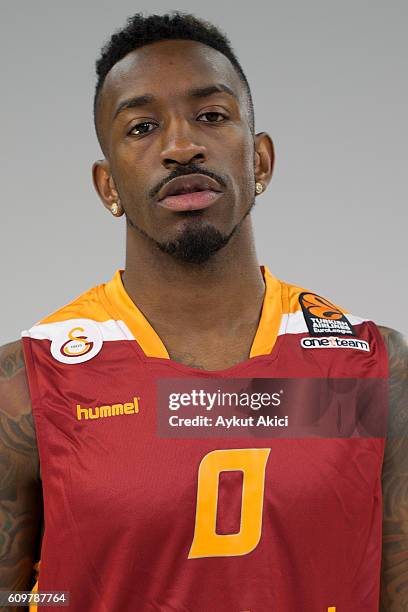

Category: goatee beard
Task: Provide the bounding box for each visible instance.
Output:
[157,219,231,264]
[127,198,256,265]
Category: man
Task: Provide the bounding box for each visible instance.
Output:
[0,11,407,612]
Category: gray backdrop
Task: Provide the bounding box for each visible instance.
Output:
[1,1,407,345]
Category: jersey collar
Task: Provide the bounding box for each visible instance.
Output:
[102,265,282,359]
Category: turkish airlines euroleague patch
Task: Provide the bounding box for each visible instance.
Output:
[299,292,357,337]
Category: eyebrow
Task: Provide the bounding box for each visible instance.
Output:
[113,83,237,120]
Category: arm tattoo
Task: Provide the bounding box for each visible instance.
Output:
[379,326,408,611]
[0,341,41,605]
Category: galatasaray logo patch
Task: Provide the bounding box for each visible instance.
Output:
[51,319,103,364]
[299,292,357,337]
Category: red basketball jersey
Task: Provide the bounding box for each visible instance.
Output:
[22,266,387,611]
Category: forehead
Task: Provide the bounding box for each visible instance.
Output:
[100,39,245,119]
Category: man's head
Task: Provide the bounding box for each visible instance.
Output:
[92,12,274,265]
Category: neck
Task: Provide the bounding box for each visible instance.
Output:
[121,217,265,334]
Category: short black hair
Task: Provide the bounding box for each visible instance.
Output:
[93,11,255,148]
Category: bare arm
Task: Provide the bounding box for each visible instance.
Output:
[0,340,42,610]
[379,326,408,610]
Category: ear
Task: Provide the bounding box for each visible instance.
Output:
[254,132,275,191]
[92,159,120,212]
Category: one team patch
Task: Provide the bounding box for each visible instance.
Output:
[301,336,370,351]
[299,292,357,337]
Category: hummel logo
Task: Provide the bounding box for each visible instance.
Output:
[76,397,140,421]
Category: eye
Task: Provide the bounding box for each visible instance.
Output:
[197,111,227,123]
[129,121,158,136]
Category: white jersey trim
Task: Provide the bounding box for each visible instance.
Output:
[21,318,134,342]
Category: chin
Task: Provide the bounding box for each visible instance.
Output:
[157,222,231,265]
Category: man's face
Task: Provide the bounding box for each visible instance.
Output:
[96,40,259,264]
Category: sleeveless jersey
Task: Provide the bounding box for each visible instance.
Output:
[21,265,388,612]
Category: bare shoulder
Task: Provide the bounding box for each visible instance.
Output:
[377,326,408,430]
[377,325,408,373]
[0,339,39,477]
[0,340,42,593]
[377,326,408,610]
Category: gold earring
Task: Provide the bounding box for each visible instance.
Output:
[255,182,264,195]
[110,202,122,217]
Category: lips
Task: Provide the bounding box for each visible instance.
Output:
[157,174,222,201]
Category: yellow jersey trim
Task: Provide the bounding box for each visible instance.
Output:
[101,265,282,359]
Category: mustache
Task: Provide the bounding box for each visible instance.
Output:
[149,164,228,200]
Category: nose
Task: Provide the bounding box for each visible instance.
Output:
[160,118,207,169]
